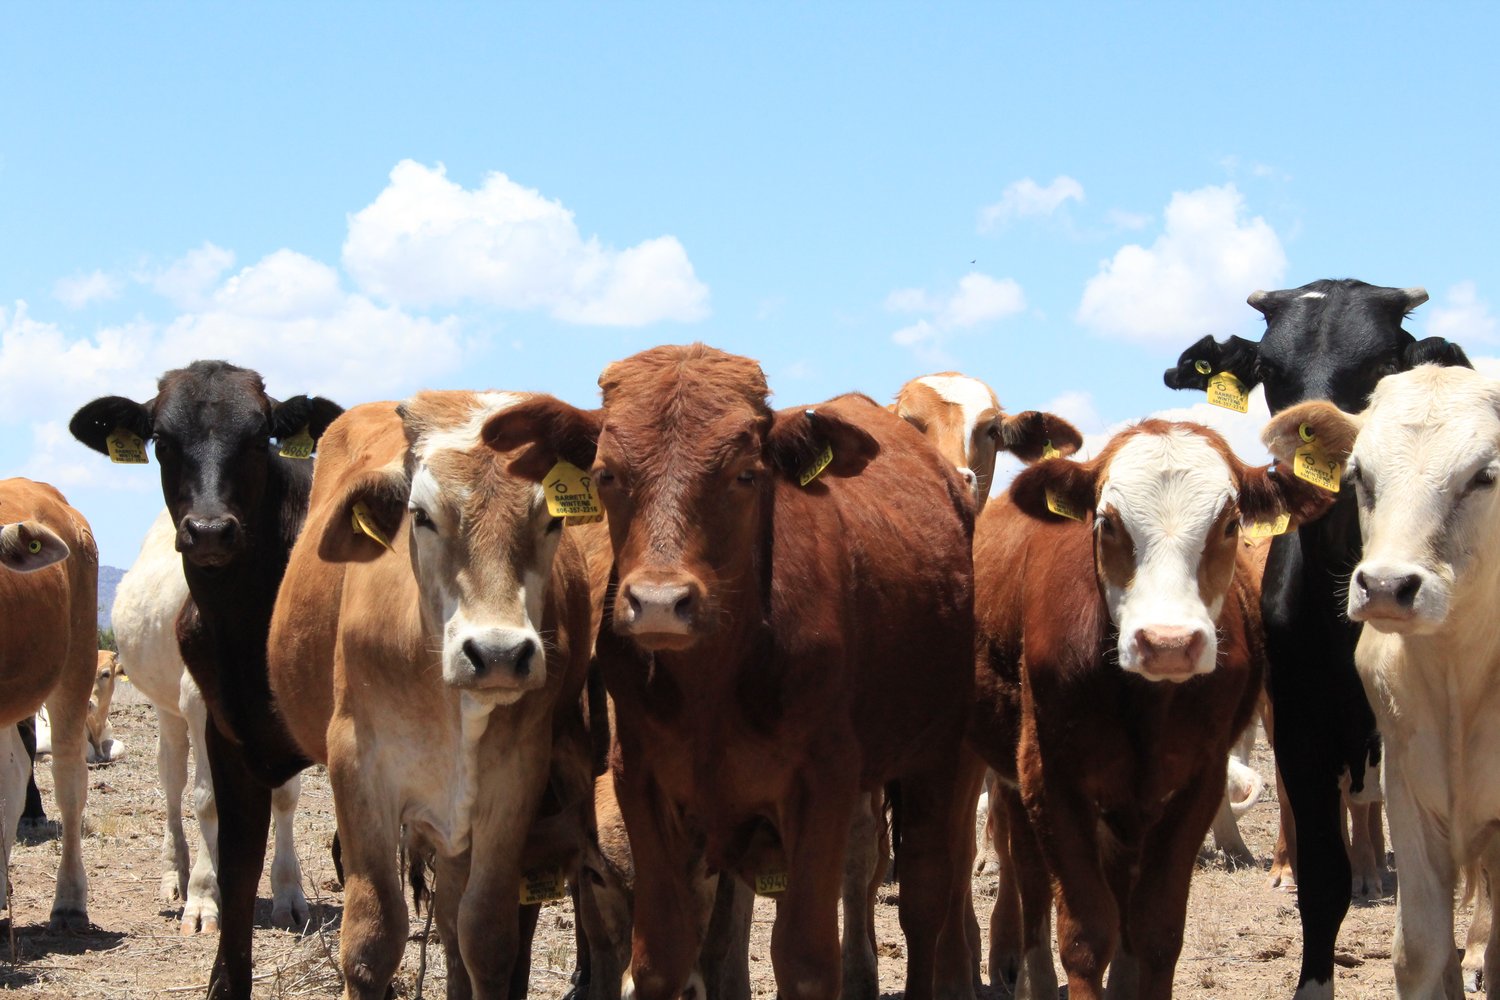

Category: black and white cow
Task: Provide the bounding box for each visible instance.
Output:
[71,361,341,1000]
[1165,278,1471,999]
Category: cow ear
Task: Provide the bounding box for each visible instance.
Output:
[1261,401,1360,469]
[1163,335,1262,391]
[272,396,345,443]
[70,396,154,456]
[0,521,70,572]
[999,410,1083,464]
[1235,462,1336,530]
[483,396,602,482]
[1009,457,1097,523]
[317,466,410,564]
[768,408,880,482]
[1402,336,1472,371]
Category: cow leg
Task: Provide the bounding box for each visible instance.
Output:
[204,723,273,1000]
[1385,756,1463,999]
[895,763,975,1000]
[1268,764,1297,891]
[1463,861,1492,993]
[1122,771,1225,1000]
[617,773,705,1000]
[1032,777,1115,1000]
[699,873,752,1000]
[770,783,854,1000]
[1273,726,1346,998]
[1346,797,1381,900]
[42,680,90,929]
[183,685,222,935]
[18,718,45,829]
[949,751,987,990]
[1000,786,1057,1000]
[157,707,192,906]
[508,903,543,1000]
[269,775,310,929]
[331,753,407,1000]
[1,724,28,914]
[840,790,882,1000]
[975,769,1002,875]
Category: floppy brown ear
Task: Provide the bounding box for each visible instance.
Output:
[1261,401,1360,468]
[1009,457,1098,523]
[1000,411,1084,463]
[768,407,880,481]
[482,397,602,482]
[317,466,410,564]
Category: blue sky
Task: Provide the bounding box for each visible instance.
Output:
[5,4,1499,567]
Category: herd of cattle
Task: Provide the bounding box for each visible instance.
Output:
[2,276,1497,1000]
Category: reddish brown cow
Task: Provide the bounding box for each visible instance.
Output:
[969,421,1336,1000]
[484,344,981,1000]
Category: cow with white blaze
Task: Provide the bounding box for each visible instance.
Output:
[1267,365,1500,998]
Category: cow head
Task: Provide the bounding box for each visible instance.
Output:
[70,361,342,569]
[319,393,563,701]
[1266,366,1500,634]
[893,372,1083,512]
[1012,420,1343,680]
[1164,279,1468,413]
[483,344,878,653]
[0,521,70,572]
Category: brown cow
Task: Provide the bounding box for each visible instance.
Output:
[268,393,595,1000]
[483,344,982,1000]
[969,421,1339,1000]
[0,481,98,930]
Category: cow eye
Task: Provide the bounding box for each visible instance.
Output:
[595,468,615,486]
[409,506,434,530]
[1224,518,1239,538]
[735,469,756,485]
[546,516,564,533]
[1470,467,1497,492]
[986,423,1002,442]
[1096,513,1115,536]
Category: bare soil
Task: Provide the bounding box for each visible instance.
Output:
[1,688,1474,998]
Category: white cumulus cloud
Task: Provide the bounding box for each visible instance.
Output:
[1425,281,1496,344]
[1077,183,1286,343]
[148,243,237,309]
[343,160,709,326]
[978,175,1084,232]
[886,272,1026,362]
[54,270,123,310]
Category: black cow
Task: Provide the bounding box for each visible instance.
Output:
[1166,278,1470,999]
[19,718,45,827]
[71,361,341,1000]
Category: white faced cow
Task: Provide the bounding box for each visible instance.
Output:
[1267,365,1500,998]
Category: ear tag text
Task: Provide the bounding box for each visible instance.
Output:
[278,426,315,459]
[1041,440,1062,460]
[1045,489,1085,522]
[351,501,392,550]
[755,869,788,897]
[544,461,602,523]
[1292,424,1341,493]
[1242,511,1291,539]
[798,443,834,486]
[519,866,569,905]
[1206,372,1250,413]
[106,428,149,464]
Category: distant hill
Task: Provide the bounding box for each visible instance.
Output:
[98,565,126,628]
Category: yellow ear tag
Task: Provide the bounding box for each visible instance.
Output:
[106,428,149,464]
[1194,359,1214,376]
[1206,372,1250,413]
[754,870,788,897]
[543,461,602,524]
[1292,424,1341,493]
[350,501,392,550]
[1242,511,1291,539]
[798,443,834,487]
[27,539,42,554]
[1041,440,1062,460]
[278,426,315,460]
[519,866,569,905]
[1045,489,1085,522]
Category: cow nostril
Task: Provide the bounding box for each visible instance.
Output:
[462,638,487,675]
[1354,570,1370,596]
[513,639,536,677]
[626,591,643,621]
[672,590,695,622]
[1395,574,1421,607]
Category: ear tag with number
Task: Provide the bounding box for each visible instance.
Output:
[798,443,834,486]
[755,869,788,897]
[351,501,392,550]
[1206,372,1250,413]
[278,426,315,459]
[544,461,602,524]
[1292,423,1341,493]
[106,428,149,464]
[518,866,569,905]
[1045,489,1085,522]
[1041,440,1062,460]
[1242,511,1291,539]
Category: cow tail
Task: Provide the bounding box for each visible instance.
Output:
[884,780,901,883]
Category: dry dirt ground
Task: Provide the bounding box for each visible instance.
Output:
[2,688,1481,998]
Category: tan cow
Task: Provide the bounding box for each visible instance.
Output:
[85,650,124,764]
[268,394,594,1000]
[0,480,98,929]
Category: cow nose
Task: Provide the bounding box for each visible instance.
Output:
[957,467,980,498]
[1354,570,1422,610]
[622,579,700,637]
[460,634,537,680]
[179,516,241,562]
[1133,626,1207,680]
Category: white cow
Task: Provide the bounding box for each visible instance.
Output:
[112,509,309,934]
[1266,364,1500,998]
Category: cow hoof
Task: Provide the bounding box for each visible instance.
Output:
[1268,867,1297,893]
[48,908,89,932]
[160,874,184,904]
[974,856,1000,876]
[272,892,311,930]
[182,902,220,936]
[1463,966,1482,992]
[1351,869,1383,900]
[18,817,47,836]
